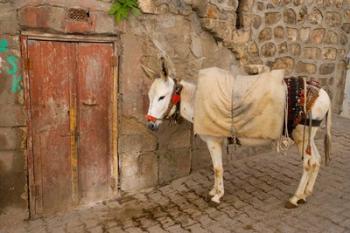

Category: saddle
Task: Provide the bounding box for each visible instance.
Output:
[284,77,321,138]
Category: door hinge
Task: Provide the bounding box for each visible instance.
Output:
[111,56,118,67]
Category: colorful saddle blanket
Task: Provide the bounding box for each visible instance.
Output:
[284,77,321,137]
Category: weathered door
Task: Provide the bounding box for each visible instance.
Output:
[26,39,115,216]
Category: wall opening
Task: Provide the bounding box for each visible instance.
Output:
[235,0,243,30]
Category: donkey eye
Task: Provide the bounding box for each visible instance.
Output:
[158,96,165,101]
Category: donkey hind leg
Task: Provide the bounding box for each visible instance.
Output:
[201,135,225,203]
[287,125,321,208]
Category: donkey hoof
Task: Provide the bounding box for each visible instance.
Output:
[211,196,221,204]
[209,189,216,196]
[285,201,298,209]
[297,199,307,205]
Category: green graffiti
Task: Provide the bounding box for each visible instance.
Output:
[0,39,22,93]
[0,39,8,53]
[11,75,22,93]
[6,55,21,93]
[7,55,18,75]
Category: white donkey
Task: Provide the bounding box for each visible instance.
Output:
[145,61,331,208]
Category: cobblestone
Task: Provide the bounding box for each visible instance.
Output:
[2,115,350,233]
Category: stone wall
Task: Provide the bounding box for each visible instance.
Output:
[245,0,350,113]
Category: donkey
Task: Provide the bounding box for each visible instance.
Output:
[145,60,332,208]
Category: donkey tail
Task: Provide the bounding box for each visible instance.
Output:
[324,107,332,166]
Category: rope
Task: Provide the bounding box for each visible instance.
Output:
[230,76,237,152]
[301,78,308,160]
[278,83,293,154]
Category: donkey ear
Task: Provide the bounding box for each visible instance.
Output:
[160,57,169,80]
[141,65,157,79]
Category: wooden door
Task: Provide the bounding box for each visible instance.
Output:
[26,39,115,216]
[76,43,113,203]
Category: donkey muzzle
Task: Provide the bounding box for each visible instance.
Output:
[147,122,159,131]
[146,115,159,131]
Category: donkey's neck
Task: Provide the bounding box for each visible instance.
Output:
[179,80,196,123]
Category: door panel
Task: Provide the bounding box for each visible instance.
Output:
[27,39,115,215]
[28,40,74,213]
[76,43,113,203]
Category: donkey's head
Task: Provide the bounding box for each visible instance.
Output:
[145,57,181,131]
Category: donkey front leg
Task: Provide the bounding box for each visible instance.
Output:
[201,135,225,203]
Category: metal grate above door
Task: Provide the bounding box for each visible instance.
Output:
[67,8,90,22]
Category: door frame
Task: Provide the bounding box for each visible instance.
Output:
[20,32,119,217]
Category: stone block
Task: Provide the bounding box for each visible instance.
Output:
[296,62,317,74]
[323,31,338,44]
[298,6,307,22]
[342,23,350,33]
[278,42,288,54]
[274,26,285,40]
[119,133,157,154]
[248,42,259,56]
[191,148,211,170]
[261,42,276,57]
[323,48,337,60]
[119,33,144,121]
[272,56,294,74]
[308,8,323,24]
[293,0,304,5]
[0,9,19,34]
[299,27,310,42]
[339,32,348,45]
[257,2,265,11]
[259,27,272,42]
[0,74,22,106]
[283,8,296,24]
[265,12,281,25]
[325,11,342,27]
[158,148,191,185]
[319,63,335,75]
[286,27,298,41]
[289,43,301,56]
[139,0,157,14]
[157,121,192,150]
[345,10,350,23]
[18,5,114,34]
[337,49,346,60]
[0,150,27,210]
[64,15,97,34]
[94,11,117,34]
[303,47,321,59]
[309,28,325,44]
[191,33,203,58]
[18,6,56,30]
[0,127,26,151]
[240,0,254,11]
[231,30,250,44]
[271,0,281,6]
[253,15,262,29]
[120,152,158,191]
[206,4,219,19]
[0,105,26,127]
[324,0,343,7]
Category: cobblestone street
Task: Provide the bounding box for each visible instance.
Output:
[3,116,350,233]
